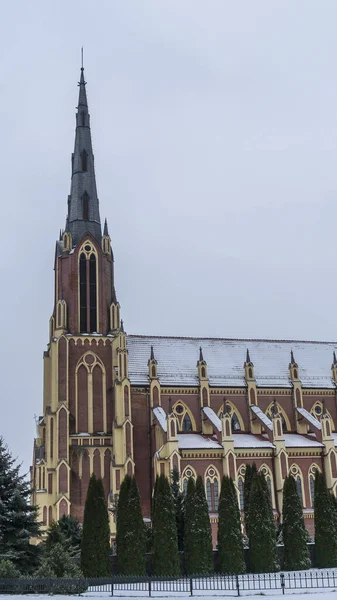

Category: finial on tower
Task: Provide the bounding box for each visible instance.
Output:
[246,348,251,364]
[333,351,337,366]
[120,319,124,333]
[199,346,204,362]
[103,218,109,237]
[81,46,84,70]
[290,349,295,364]
[150,345,155,361]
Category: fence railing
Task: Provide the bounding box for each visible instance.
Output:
[1,570,337,596]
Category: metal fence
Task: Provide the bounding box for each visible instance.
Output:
[1,570,337,596]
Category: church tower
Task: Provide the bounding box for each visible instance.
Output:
[31,66,132,540]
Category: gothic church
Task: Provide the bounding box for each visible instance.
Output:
[31,67,337,544]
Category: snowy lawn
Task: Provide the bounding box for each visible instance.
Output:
[1,591,337,599]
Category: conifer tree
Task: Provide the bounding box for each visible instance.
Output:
[314,471,337,568]
[120,476,146,575]
[248,471,277,573]
[184,476,213,574]
[170,468,184,551]
[80,475,110,577]
[217,476,245,574]
[152,474,179,576]
[0,436,41,573]
[244,463,257,539]
[116,475,132,574]
[282,475,311,570]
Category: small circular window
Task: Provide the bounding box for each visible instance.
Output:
[185,469,192,478]
[175,405,184,414]
[208,468,215,477]
[314,405,322,415]
[85,244,91,251]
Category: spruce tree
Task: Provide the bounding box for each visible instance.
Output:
[116,475,132,574]
[282,475,311,570]
[184,476,213,574]
[171,468,184,551]
[80,474,110,576]
[314,471,337,568]
[152,474,179,576]
[244,463,257,539]
[217,476,245,574]
[249,471,277,573]
[120,476,146,575]
[0,436,41,573]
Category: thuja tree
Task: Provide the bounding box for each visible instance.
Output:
[171,468,184,551]
[184,476,213,574]
[249,471,277,573]
[217,476,245,574]
[0,436,41,573]
[282,475,311,570]
[314,471,337,568]
[120,476,146,575]
[116,475,132,574]
[152,474,179,576]
[80,475,110,576]
[244,463,257,540]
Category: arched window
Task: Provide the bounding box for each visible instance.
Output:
[290,464,304,507]
[81,150,88,172]
[182,467,196,496]
[231,413,241,431]
[182,414,192,432]
[238,477,244,510]
[89,255,97,332]
[205,466,220,512]
[79,253,87,333]
[183,479,188,496]
[82,192,89,221]
[266,475,272,499]
[260,465,275,508]
[266,402,290,432]
[79,243,98,334]
[308,464,319,507]
[173,402,195,432]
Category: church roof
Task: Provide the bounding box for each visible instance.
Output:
[127,335,337,389]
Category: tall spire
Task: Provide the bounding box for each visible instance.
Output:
[66,63,101,246]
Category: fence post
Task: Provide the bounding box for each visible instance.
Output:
[190,577,193,596]
[280,573,285,595]
[149,578,151,597]
[236,574,240,597]
[111,580,114,597]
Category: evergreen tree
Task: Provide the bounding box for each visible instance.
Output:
[170,468,184,551]
[80,474,110,577]
[314,471,337,568]
[45,515,81,556]
[217,476,245,574]
[184,476,213,574]
[152,474,180,576]
[0,436,41,573]
[282,475,311,570]
[249,471,277,573]
[244,463,257,539]
[119,476,146,575]
[116,475,132,574]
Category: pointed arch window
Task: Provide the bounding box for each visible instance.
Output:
[81,150,88,172]
[238,477,244,510]
[309,465,318,507]
[206,478,212,511]
[79,243,98,334]
[231,413,241,431]
[290,464,304,507]
[82,192,89,221]
[182,414,192,432]
[205,467,220,512]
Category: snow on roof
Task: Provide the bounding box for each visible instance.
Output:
[283,433,323,448]
[153,407,167,432]
[232,434,274,449]
[202,406,221,431]
[297,407,322,431]
[127,335,337,389]
[250,405,273,430]
[177,433,222,450]
[331,433,337,447]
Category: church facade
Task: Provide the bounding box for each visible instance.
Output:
[31,68,337,545]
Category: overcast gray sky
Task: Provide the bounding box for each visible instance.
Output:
[1,0,337,473]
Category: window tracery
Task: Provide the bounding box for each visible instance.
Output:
[217,402,244,432]
[265,402,290,432]
[172,402,195,432]
[205,466,220,512]
[290,464,304,507]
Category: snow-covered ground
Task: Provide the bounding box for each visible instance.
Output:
[1,593,337,600]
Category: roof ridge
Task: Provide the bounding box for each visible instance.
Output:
[127,334,337,345]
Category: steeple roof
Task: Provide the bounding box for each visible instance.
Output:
[66,66,101,246]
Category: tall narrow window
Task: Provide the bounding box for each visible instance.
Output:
[82,192,89,221]
[79,253,87,332]
[296,476,303,506]
[309,475,315,507]
[182,414,192,432]
[238,478,244,510]
[89,255,97,332]
[214,478,219,511]
[231,413,241,431]
[81,150,88,172]
[206,478,212,511]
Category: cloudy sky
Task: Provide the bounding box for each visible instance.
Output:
[1,0,337,472]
